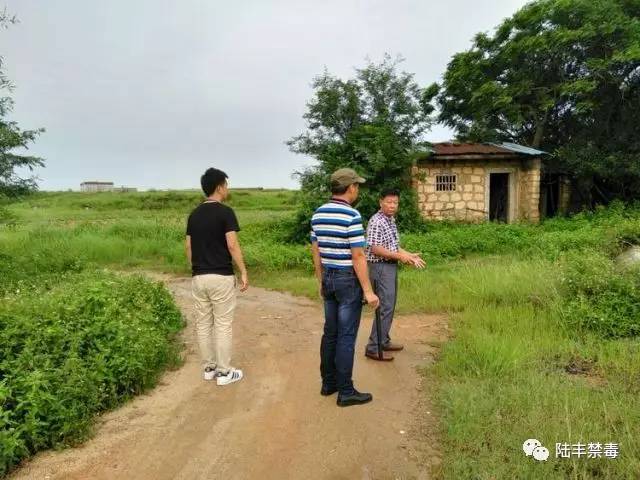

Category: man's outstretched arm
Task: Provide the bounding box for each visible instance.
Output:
[370,245,425,268]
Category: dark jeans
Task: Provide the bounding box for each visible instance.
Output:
[320,268,363,395]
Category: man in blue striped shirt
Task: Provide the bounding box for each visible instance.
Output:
[311,168,380,407]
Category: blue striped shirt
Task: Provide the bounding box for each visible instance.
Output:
[310,198,366,269]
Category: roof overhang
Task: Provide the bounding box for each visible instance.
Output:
[416,142,548,163]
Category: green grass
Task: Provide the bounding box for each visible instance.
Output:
[421,254,639,478]
[7,189,297,219]
[1,190,639,478]
[1,189,303,275]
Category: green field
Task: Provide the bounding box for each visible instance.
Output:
[1,190,639,478]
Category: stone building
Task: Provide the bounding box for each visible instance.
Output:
[413,142,553,223]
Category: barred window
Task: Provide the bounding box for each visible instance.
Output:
[436,174,457,192]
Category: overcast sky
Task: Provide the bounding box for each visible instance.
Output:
[3,0,529,191]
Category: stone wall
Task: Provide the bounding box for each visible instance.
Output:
[518,157,541,222]
[412,156,541,223]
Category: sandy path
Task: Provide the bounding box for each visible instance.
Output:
[11,277,447,480]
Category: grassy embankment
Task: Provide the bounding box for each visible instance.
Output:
[1,190,639,478]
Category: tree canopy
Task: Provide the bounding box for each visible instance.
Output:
[0,11,44,199]
[433,0,640,204]
[287,55,436,241]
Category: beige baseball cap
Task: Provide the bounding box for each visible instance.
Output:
[330,168,366,189]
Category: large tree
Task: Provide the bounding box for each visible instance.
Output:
[0,11,43,199]
[434,0,640,204]
[287,55,436,241]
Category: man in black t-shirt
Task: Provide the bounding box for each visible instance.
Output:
[186,168,248,386]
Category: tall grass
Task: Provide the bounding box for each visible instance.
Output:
[2,189,305,275]
[403,200,640,263]
[419,253,640,478]
[2,190,639,478]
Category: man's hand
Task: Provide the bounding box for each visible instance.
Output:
[226,231,249,290]
[399,250,426,269]
[398,251,415,265]
[410,253,426,269]
[364,290,380,309]
[238,271,249,292]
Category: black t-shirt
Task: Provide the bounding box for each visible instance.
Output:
[186,201,240,276]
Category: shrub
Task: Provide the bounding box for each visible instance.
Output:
[560,250,640,338]
[0,272,184,475]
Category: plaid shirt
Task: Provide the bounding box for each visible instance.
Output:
[366,211,399,263]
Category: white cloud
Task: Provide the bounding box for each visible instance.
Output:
[4,0,529,190]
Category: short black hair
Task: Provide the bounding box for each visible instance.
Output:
[201,168,228,196]
[331,184,350,195]
[380,188,400,199]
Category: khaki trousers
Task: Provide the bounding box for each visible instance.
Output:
[192,274,237,373]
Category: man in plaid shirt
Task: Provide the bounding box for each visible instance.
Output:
[365,188,425,361]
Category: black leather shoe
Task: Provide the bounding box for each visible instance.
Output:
[337,390,373,407]
[321,385,338,396]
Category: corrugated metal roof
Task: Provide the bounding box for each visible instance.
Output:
[491,142,547,156]
[427,142,547,157]
[432,143,511,155]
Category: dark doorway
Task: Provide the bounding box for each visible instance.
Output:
[489,173,510,222]
[541,173,560,218]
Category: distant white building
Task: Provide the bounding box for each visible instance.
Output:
[80,181,114,192]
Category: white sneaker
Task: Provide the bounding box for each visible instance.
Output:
[203,367,217,381]
[216,368,243,386]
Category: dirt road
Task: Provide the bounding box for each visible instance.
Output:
[11,277,447,480]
